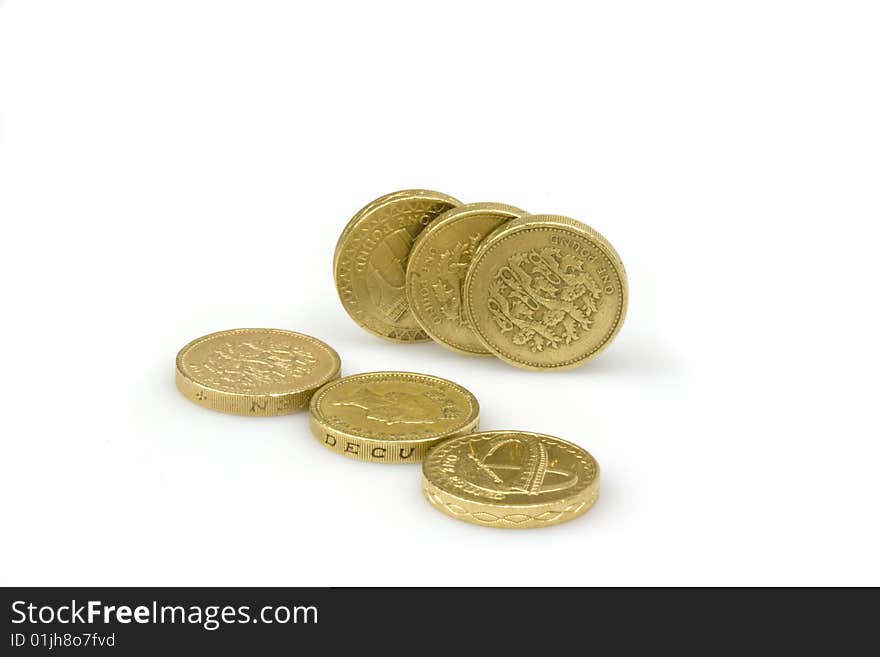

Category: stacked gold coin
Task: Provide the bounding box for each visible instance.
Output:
[173,188,619,531]
[334,190,628,370]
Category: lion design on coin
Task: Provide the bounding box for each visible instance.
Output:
[487,247,603,352]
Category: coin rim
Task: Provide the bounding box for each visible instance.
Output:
[421,429,600,529]
[308,370,480,463]
[463,215,628,370]
[405,202,526,356]
[333,189,462,343]
[175,328,341,416]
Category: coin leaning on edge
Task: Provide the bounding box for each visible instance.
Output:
[334,189,461,343]
[175,328,341,416]
[422,430,600,528]
[405,202,526,356]
[309,371,480,463]
[463,214,628,370]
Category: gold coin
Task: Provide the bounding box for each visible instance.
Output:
[309,371,479,463]
[334,189,461,342]
[405,202,525,355]
[422,430,599,528]
[176,328,341,415]
[463,215,627,370]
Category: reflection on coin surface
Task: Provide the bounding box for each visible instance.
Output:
[422,430,599,528]
[309,371,479,463]
[464,215,627,370]
[176,328,341,416]
[334,190,461,342]
[406,202,525,355]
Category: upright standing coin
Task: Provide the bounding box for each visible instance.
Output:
[464,215,627,370]
[423,430,600,528]
[334,189,461,342]
[176,328,341,415]
[309,371,479,463]
[406,202,525,355]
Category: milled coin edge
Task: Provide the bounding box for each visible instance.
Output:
[422,478,599,529]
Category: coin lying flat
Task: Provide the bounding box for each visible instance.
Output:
[176,328,341,415]
[309,371,479,463]
[405,202,525,356]
[422,430,599,528]
[334,190,461,343]
[463,215,627,370]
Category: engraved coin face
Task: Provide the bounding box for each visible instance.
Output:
[176,328,341,415]
[334,190,461,342]
[309,371,480,463]
[464,215,628,370]
[422,430,599,528]
[405,202,525,355]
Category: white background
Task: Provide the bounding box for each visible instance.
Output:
[1,1,878,586]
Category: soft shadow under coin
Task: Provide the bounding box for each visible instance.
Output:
[574,341,682,378]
